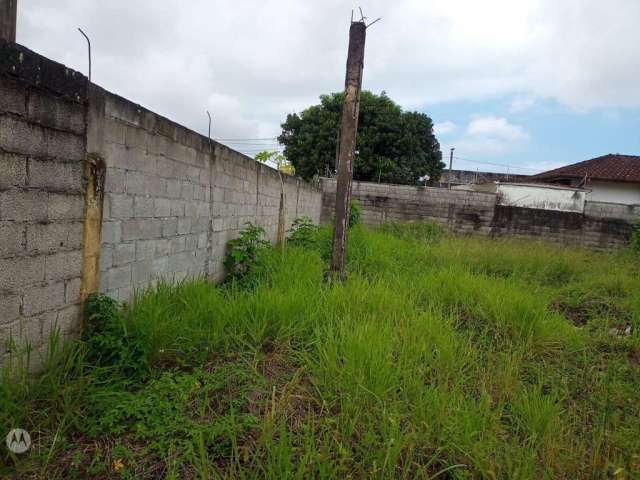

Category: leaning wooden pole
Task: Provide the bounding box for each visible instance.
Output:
[330,20,366,279]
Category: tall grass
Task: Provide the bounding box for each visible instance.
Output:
[2,223,639,478]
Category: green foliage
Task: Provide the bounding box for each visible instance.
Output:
[378,220,445,243]
[224,222,271,281]
[631,222,640,253]
[3,228,640,478]
[287,216,319,247]
[348,199,362,228]
[254,150,295,175]
[83,293,150,383]
[278,91,445,184]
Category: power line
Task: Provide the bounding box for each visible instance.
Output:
[452,156,539,173]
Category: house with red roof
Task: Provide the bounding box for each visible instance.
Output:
[532,154,640,205]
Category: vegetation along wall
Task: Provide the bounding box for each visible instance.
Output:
[321,178,640,249]
[0,41,322,369]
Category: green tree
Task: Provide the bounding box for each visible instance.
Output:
[278,91,445,185]
[254,150,295,175]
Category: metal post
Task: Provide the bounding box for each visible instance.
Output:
[0,0,17,42]
[448,147,455,189]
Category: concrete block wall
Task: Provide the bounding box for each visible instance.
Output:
[0,41,87,368]
[0,40,322,370]
[320,178,639,249]
[320,178,497,235]
[95,90,322,298]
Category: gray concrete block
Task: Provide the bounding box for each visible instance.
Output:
[28,158,83,192]
[23,281,65,316]
[121,218,162,241]
[114,242,136,266]
[64,277,82,304]
[134,196,155,217]
[106,264,132,289]
[178,217,192,235]
[0,77,27,116]
[109,193,133,218]
[161,217,178,237]
[26,222,83,253]
[104,168,126,194]
[45,129,85,161]
[0,221,25,257]
[170,200,185,217]
[105,142,131,169]
[101,221,122,244]
[0,294,21,326]
[126,171,147,195]
[0,153,27,189]
[164,180,181,200]
[135,239,156,260]
[27,90,85,135]
[47,193,84,220]
[0,255,46,290]
[132,259,153,284]
[0,189,49,221]
[44,250,83,281]
[155,198,171,217]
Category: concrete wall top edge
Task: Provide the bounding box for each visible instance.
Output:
[99,87,318,192]
[0,40,87,103]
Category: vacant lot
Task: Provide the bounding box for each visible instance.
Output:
[2,223,639,479]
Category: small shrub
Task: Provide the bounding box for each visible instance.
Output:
[224,222,271,280]
[287,216,319,247]
[83,293,149,382]
[631,223,640,253]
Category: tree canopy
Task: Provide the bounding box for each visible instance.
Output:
[278,91,444,185]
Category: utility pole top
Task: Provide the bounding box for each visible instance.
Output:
[0,0,17,42]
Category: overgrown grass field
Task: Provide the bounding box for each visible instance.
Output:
[2,222,640,479]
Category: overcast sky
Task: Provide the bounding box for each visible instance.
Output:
[18,0,640,174]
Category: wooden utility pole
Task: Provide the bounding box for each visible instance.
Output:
[330,19,367,279]
[0,0,17,42]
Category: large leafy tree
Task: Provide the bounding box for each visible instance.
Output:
[278,91,444,185]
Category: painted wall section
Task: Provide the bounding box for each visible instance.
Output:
[587,181,640,205]
[497,183,586,213]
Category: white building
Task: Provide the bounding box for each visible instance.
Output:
[532,154,640,205]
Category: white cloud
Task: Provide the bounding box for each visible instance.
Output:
[509,95,536,113]
[434,121,457,136]
[442,116,529,157]
[467,116,529,141]
[15,0,640,145]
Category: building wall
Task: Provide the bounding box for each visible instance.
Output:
[497,183,586,213]
[320,178,640,249]
[0,42,87,369]
[587,180,640,205]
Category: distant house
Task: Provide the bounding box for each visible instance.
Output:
[532,154,640,205]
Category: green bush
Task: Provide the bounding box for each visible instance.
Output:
[287,216,319,247]
[224,222,271,281]
[83,293,149,383]
[631,223,640,253]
